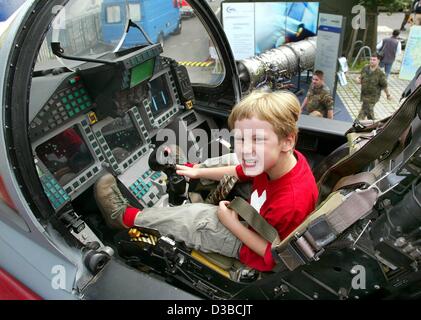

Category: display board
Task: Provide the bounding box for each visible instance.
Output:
[399,26,421,81]
[222,1,320,59]
[314,13,345,98]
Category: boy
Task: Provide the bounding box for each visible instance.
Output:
[95,90,318,272]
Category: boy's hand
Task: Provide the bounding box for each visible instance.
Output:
[176,164,200,179]
[217,201,239,228]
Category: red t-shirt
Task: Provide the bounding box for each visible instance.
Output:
[235,150,318,271]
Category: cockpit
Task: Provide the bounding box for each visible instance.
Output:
[0,0,419,301]
[31,43,194,211]
[30,0,227,214]
[26,0,356,299]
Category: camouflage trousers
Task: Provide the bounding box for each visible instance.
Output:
[358,99,377,120]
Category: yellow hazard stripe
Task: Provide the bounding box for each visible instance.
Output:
[178,61,215,68]
[191,251,231,279]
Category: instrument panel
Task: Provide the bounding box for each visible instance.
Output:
[29,75,96,140]
[29,45,197,212]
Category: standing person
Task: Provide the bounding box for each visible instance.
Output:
[376,29,402,78]
[357,54,392,120]
[414,0,421,25]
[301,70,334,119]
[95,90,318,272]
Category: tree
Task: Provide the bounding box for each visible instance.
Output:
[359,0,407,50]
[347,0,407,62]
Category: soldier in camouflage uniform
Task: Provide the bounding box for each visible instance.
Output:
[301,70,334,119]
[357,54,391,120]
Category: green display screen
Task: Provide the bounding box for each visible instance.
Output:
[130,59,155,88]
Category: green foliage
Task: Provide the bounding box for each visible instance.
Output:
[350,59,369,72]
[359,0,407,11]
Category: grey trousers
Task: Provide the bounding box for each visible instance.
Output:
[135,203,242,258]
[134,153,242,258]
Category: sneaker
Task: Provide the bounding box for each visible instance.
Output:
[94,174,129,229]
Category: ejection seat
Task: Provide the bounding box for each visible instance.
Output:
[269,85,420,272]
[115,85,420,283]
[179,84,421,278]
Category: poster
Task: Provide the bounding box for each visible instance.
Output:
[221,2,255,60]
[222,2,320,59]
[314,13,344,96]
[399,26,421,81]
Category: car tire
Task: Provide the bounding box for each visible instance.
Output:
[173,21,182,35]
[158,33,164,49]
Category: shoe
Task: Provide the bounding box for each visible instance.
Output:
[94,174,129,229]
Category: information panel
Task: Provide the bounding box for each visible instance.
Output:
[314,13,344,97]
[399,26,421,81]
[221,2,255,60]
[222,2,319,60]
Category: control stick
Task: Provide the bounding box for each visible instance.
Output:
[148,145,187,205]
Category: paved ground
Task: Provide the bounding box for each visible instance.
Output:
[336,13,413,121]
[337,73,409,120]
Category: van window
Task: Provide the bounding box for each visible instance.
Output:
[106,5,121,23]
[129,3,141,21]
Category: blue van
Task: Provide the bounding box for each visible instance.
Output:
[101,0,182,48]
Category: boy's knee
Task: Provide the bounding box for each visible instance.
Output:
[309,110,323,118]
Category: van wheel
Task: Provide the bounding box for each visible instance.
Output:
[158,33,164,49]
[174,21,182,35]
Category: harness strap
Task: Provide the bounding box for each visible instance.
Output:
[272,188,378,270]
[318,85,421,202]
[228,197,279,244]
[332,172,377,192]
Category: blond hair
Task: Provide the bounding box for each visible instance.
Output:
[228,90,301,139]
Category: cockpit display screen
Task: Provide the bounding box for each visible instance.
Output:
[150,74,173,116]
[130,59,155,88]
[35,126,95,186]
[101,113,144,164]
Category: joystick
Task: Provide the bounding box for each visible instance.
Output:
[148,145,187,205]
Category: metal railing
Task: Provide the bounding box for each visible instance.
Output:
[36,13,102,65]
[351,45,372,70]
